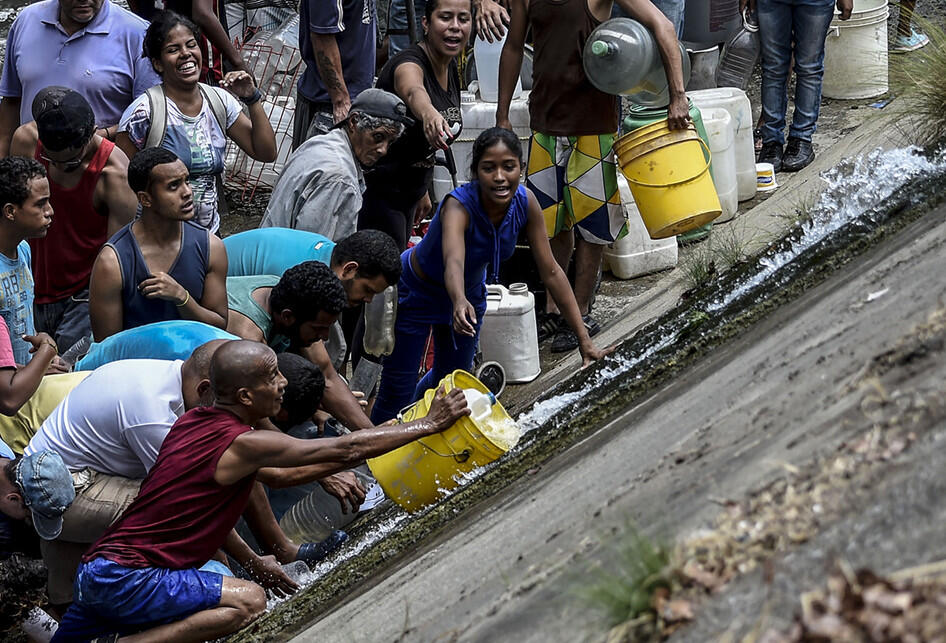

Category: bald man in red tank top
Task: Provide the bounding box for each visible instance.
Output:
[52,340,470,642]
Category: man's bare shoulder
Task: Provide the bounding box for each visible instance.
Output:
[10,121,38,157]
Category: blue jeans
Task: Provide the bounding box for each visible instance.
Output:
[371,319,482,424]
[387,0,426,57]
[757,0,836,145]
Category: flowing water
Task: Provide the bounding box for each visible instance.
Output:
[241,144,946,635]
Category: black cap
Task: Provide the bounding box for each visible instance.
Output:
[349,89,414,127]
[32,86,95,152]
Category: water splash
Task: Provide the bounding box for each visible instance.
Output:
[709,146,946,312]
[516,145,946,436]
[265,511,411,609]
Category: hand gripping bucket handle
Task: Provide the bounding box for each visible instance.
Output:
[396,402,473,463]
[623,131,713,188]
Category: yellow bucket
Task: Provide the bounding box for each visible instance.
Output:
[367,370,514,512]
[614,119,722,239]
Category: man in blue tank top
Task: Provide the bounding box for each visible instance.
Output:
[88,148,230,341]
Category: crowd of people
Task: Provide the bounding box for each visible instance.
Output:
[0,0,926,638]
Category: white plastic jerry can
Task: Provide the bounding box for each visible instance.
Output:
[478,283,540,384]
[604,175,678,280]
[700,107,739,222]
[687,87,756,202]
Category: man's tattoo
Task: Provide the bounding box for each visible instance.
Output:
[315,51,345,93]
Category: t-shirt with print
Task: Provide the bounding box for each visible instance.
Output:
[118,87,242,233]
[0,241,35,365]
[367,44,462,205]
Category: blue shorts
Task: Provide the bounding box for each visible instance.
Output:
[51,557,225,642]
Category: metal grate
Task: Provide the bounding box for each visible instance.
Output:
[224,15,301,200]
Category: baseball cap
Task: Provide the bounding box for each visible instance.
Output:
[14,450,75,540]
[32,86,95,152]
[348,89,414,127]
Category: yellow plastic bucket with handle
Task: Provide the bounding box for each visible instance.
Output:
[367,370,515,512]
[614,119,722,239]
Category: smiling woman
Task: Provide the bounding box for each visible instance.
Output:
[114,10,276,234]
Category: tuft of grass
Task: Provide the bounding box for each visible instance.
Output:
[679,241,716,292]
[574,525,675,627]
[890,16,946,144]
[708,224,751,270]
[777,190,820,228]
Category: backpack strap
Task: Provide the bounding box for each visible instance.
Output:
[198,83,228,134]
[144,85,168,149]
[144,83,228,149]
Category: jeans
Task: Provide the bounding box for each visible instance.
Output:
[371,315,482,425]
[387,0,426,56]
[34,288,91,355]
[757,0,836,145]
[612,0,684,38]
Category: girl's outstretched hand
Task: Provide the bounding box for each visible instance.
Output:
[578,341,616,368]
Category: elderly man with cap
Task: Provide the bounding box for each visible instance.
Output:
[260,88,411,242]
[0,439,75,542]
[10,87,137,354]
[0,0,159,156]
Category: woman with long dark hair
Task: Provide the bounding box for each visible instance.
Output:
[371,128,612,424]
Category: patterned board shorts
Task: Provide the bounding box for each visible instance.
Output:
[525,132,628,244]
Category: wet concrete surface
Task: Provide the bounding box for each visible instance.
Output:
[287,195,946,640]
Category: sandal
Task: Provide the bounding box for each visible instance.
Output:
[550,314,601,353]
[536,312,563,343]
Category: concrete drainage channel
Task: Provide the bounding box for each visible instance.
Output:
[227,141,946,643]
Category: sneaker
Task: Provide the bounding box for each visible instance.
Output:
[295,530,348,563]
[536,312,563,343]
[781,137,814,172]
[891,28,930,53]
[550,314,601,353]
[758,141,783,171]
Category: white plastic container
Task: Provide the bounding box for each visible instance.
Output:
[823,0,888,100]
[687,87,755,202]
[462,388,496,422]
[432,91,531,202]
[279,467,375,543]
[478,283,540,383]
[604,175,678,279]
[700,107,738,222]
[474,31,522,102]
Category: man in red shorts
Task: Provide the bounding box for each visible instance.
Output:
[51,339,469,642]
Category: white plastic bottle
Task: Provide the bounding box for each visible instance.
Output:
[463,388,496,423]
[473,31,522,102]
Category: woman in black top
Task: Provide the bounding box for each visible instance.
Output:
[359,0,472,250]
